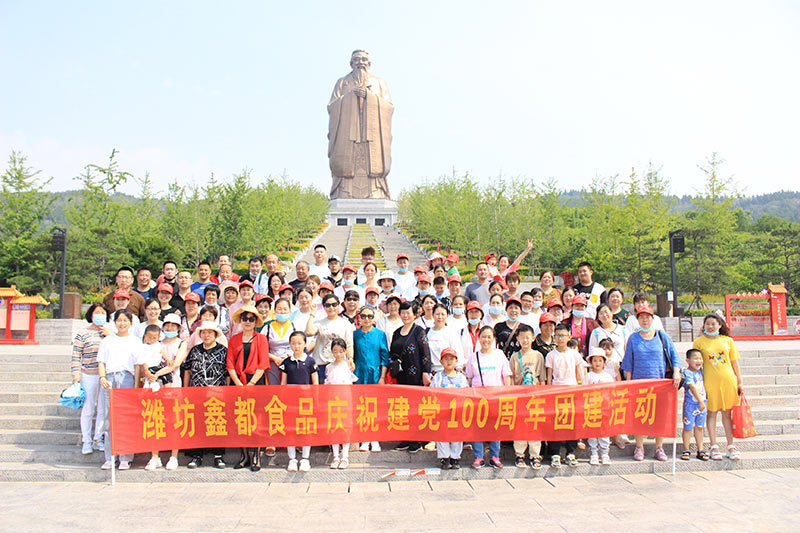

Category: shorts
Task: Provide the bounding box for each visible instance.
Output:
[683,406,707,431]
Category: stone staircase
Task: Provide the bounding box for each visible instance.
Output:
[0,343,798,482]
[373,225,429,271]
[344,224,387,270]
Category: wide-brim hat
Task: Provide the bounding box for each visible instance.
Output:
[586,346,609,361]
[232,305,264,328]
[196,320,223,337]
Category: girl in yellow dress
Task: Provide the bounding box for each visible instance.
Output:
[692,314,743,461]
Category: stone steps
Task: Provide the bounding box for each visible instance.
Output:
[0,449,798,483]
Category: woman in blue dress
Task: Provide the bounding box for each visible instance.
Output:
[353,305,390,452]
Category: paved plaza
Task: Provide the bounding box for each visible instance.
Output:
[4,468,798,532]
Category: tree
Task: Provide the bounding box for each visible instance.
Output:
[0,151,54,292]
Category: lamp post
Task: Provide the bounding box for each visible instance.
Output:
[669,230,684,317]
[51,228,67,319]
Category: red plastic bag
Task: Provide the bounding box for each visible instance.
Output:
[732,394,757,439]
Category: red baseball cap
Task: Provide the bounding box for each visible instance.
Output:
[485,253,496,262]
[157,283,174,295]
[446,253,459,263]
[572,294,588,306]
[546,298,563,309]
[447,274,462,284]
[505,297,522,309]
[413,265,426,274]
[255,294,273,305]
[342,265,357,274]
[396,253,409,261]
[278,283,294,293]
[238,280,254,289]
[538,312,557,325]
[635,305,654,317]
[440,348,458,360]
[416,273,432,284]
[112,288,130,299]
[183,292,201,303]
[365,286,380,295]
[466,300,484,315]
[319,281,335,291]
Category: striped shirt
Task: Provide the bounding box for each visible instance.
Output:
[71,326,105,379]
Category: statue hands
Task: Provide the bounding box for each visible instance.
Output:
[353,87,367,98]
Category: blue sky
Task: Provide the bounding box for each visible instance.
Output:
[1,1,798,197]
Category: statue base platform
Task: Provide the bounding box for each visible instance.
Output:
[328,198,398,227]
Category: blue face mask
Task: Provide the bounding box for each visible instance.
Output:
[489,305,503,315]
[365,302,376,308]
[343,278,354,286]
[638,325,654,333]
[418,288,430,296]
[276,313,291,323]
[468,318,481,326]
[92,314,107,327]
[452,307,465,316]
[572,309,586,318]
[533,301,542,309]
[507,315,519,323]
[397,267,408,273]
[705,330,719,337]
[163,330,178,338]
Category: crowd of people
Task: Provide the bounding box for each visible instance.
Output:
[71,243,745,472]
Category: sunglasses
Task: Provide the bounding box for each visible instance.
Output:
[345,298,359,302]
[323,303,339,308]
[240,314,257,323]
[359,314,374,319]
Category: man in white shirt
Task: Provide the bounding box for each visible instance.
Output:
[309,244,331,279]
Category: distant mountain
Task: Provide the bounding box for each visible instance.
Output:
[44,190,140,228]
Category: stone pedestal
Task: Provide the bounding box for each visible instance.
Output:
[328,198,398,227]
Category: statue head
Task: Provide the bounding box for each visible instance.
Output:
[350,50,371,72]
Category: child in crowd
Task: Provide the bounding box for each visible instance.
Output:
[280,331,319,472]
[598,337,622,381]
[431,348,468,470]
[465,326,512,469]
[583,347,613,465]
[509,324,545,469]
[135,324,176,471]
[326,337,357,469]
[682,349,709,461]
[545,324,583,467]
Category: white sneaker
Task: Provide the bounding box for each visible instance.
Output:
[330,458,341,469]
[93,439,104,452]
[371,441,381,452]
[359,442,370,451]
[424,441,436,451]
[601,454,612,465]
[118,460,131,470]
[299,458,311,472]
[145,457,162,471]
[101,460,113,470]
[82,442,93,455]
[287,459,298,472]
[337,458,349,469]
[165,456,179,470]
[589,454,600,466]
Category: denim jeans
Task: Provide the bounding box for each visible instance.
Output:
[79,373,105,444]
[472,440,500,459]
[98,371,134,463]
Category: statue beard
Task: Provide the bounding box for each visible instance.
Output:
[353,65,368,87]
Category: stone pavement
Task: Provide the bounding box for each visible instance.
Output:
[4,469,799,532]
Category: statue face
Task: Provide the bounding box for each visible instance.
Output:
[350,51,370,71]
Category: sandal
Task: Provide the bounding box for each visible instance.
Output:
[696,450,709,461]
[726,445,741,461]
[680,450,691,461]
[709,445,723,461]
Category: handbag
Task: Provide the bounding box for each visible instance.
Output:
[657,330,684,388]
[732,394,757,439]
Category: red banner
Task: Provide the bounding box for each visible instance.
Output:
[110,380,677,455]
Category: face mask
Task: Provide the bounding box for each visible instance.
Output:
[163,330,178,338]
[572,309,586,318]
[705,330,719,337]
[507,315,519,323]
[343,278,354,286]
[276,313,292,323]
[397,267,408,273]
[92,314,107,327]
[418,288,430,296]
[468,318,481,326]
[638,325,654,333]
[452,307,465,316]
[489,305,503,315]
[533,301,542,309]
[365,302,376,308]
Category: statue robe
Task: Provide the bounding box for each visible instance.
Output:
[327,71,393,199]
